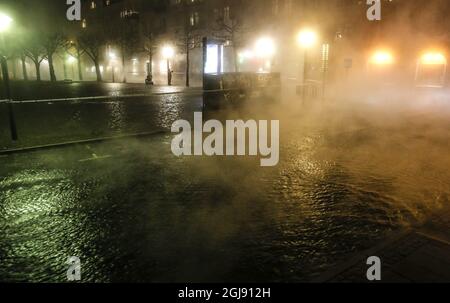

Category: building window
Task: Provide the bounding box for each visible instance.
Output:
[223,6,230,20]
[90,1,96,9]
[82,19,87,28]
[190,11,200,27]
[120,9,139,19]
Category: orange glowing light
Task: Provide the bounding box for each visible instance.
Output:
[421,52,446,65]
[370,51,394,65]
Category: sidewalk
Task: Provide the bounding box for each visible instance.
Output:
[1,81,202,102]
[318,207,450,282]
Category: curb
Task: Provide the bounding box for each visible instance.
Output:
[0,130,169,156]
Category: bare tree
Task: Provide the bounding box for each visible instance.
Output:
[0,32,21,80]
[176,3,206,87]
[213,1,250,72]
[23,34,46,81]
[141,15,163,84]
[78,31,105,82]
[142,31,158,82]
[177,30,203,87]
[14,35,29,81]
[66,39,85,81]
[42,32,66,82]
[20,53,28,81]
[111,17,140,83]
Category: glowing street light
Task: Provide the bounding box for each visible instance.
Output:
[162,45,175,60]
[370,50,394,65]
[67,55,76,64]
[162,45,175,86]
[0,13,13,33]
[109,51,117,60]
[297,29,318,49]
[255,37,276,58]
[421,52,446,65]
[296,29,319,101]
[415,51,447,87]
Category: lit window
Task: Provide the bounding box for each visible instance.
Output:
[190,12,200,27]
[224,6,230,20]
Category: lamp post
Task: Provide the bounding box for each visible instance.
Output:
[162,46,175,86]
[0,12,18,141]
[297,29,318,101]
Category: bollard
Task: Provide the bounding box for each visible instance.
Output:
[0,55,18,141]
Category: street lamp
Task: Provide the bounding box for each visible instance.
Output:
[369,50,394,65]
[297,30,318,49]
[162,45,175,86]
[254,37,276,72]
[421,52,446,65]
[415,51,447,87]
[0,13,13,33]
[255,37,276,58]
[296,29,318,102]
[0,12,18,141]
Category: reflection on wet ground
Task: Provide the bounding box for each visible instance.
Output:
[0,93,201,149]
[0,95,449,282]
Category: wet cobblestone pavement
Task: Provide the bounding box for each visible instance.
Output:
[1,86,450,282]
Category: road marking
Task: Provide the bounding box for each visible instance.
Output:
[78,153,113,162]
[8,86,280,104]
[0,130,167,156]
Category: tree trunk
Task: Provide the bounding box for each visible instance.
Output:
[77,48,83,81]
[21,56,28,81]
[11,59,17,79]
[186,45,190,87]
[34,61,41,81]
[148,52,153,75]
[94,60,102,82]
[48,53,57,82]
[63,61,68,79]
[122,51,126,83]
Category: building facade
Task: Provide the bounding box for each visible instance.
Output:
[76,0,450,86]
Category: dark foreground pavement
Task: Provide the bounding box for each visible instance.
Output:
[1,83,450,282]
[320,211,450,282]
